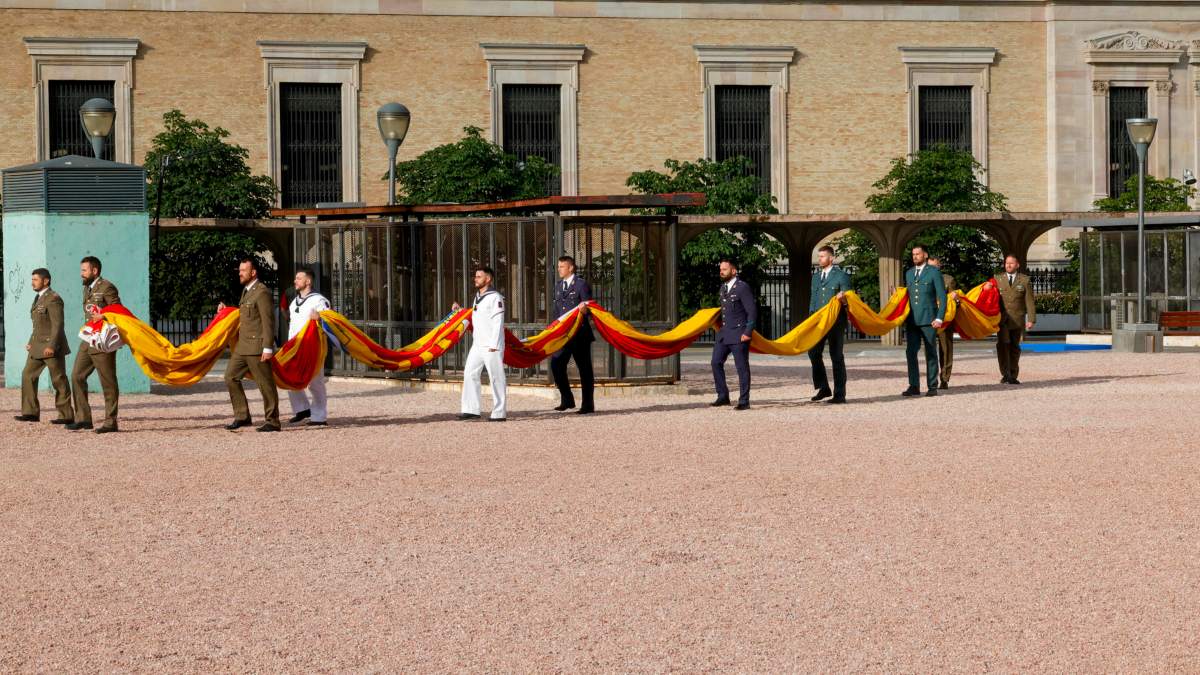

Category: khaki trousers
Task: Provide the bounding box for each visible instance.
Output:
[226,352,280,427]
[22,353,73,420]
[72,345,118,426]
[937,329,954,385]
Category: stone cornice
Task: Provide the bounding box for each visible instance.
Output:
[257,41,367,61]
[898,46,998,65]
[694,45,796,65]
[480,44,586,63]
[23,36,140,58]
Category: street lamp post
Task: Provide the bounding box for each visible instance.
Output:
[377,103,411,206]
[79,98,116,160]
[1126,117,1157,325]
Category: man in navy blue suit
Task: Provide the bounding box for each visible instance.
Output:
[550,255,595,414]
[711,258,757,410]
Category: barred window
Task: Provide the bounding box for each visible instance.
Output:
[502,84,562,196]
[918,85,972,152]
[714,85,771,195]
[48,80,115,160]
[279,82,343,208]
[1108,87,1148,198]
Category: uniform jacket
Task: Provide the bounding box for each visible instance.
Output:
[905,265,947,327]
[235,280,277,356]
[553,275,593,343]
[996,272,1036,329]
[29,288,70,358]
[287,291,331,341]
[717,278,757,345]
[810,266,853,313]
[82,277,121,355]
[471,289,506,351]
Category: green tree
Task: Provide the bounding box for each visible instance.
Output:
[142,110,279,319]
[391,126,558,204]
[833,146,1008,308]
[145,110,277,218]
[1093,175,1196,212]
[626,157,783,313]
[150,231,277,320]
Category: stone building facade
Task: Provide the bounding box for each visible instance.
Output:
[2,1,1200,264]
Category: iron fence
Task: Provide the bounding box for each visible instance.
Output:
[1026,267,1075,294]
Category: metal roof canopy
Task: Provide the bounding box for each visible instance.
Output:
[1,154,147,213]
[269,192,707,221]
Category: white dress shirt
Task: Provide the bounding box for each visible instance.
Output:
[288,291,331,340]
[471,289,506,351]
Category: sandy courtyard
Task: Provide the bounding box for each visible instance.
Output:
[2,344,1199,671]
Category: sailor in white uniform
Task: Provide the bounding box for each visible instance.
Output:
[451,266,507,421]
[286,267,331,426]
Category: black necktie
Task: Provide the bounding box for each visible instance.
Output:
[31,295,38,311]
[562,281,568,292]
[1009,274,1015,285]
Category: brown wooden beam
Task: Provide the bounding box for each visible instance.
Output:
[269,192,706,220]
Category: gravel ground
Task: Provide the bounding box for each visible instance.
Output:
[2,344,1199,672]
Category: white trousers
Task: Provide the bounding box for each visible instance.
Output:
[462,345,507,419]
[286,375,328,422]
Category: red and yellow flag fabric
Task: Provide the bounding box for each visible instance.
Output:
[96,281,1001,389]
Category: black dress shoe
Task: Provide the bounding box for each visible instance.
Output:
[734,403,750,410]
[256,424,281,432]
[305,420,328,427]
[576,406,594,415]
[95,424,119,434]
[488,417,507,422]
[224,418,253,431]
[1008,379,1021,385]
[828,396,847,404]
[925,389,938,397]
[460,413,481,420]
[901,387,920,397]
[1000,377,1011,384]
[939,382,949,390]
[66,421,93,430]
[51,418,74,425]
[553,403,575,412]
[288,409,311,424]
[810,389,833,402]
[710,398,731,407]
[13,414,39,422]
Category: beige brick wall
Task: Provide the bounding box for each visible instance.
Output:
[0,8,1047,213]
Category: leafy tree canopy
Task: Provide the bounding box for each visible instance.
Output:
[391,126,558,204]
[151,231,276,320]
[146,110,277,219]
[1093,175,1196,212]
[626,157,783,313]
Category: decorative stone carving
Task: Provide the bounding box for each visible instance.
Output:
[1155,80,1174,95]
[1086,31,1184,52]
[1092,81,1109,94]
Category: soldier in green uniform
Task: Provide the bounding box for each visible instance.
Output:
[994,254,1036,384]
[928,256,957,390]
[220,257,281,432]
[902,244,947,397]
[808,245,853,403]
[69,256,121,433]
[15,268,74,424]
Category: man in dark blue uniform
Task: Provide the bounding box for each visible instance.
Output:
[550,255,595,414]
[808,245,853,404]
[711,258,757,410]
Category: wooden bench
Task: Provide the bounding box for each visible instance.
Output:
[1159,311,1200,336]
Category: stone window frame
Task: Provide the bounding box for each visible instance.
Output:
[1188,40,1200,207]
[259,40,367,206]
[481,43,585,198]
[899,46,997,184]
[694,45,795,214]
[1085,31,1185,202]
[23,37,140,164]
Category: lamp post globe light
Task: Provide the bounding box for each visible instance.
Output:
[377,103,411,206]
[79,97,116,160]
[1125,117,1157,325]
